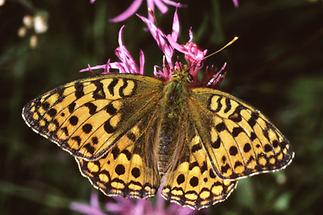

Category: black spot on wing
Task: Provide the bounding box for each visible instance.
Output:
[191,143,202,153]
[176,174,185,185]
[105,103,117,115]
[68,102,76,113]
[215,122,226,132]
[74,82,85,99]
[84,102,97,115]
[42,102,50,110]
[69,116,79,125]
[104,119,116,133]
[248,111,259,127]
[131,167,141,178]
[232,127,243,137]
[189,176,199,187]
[47,108,57,117]
[211,137,221,149]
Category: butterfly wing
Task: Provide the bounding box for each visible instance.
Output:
[22,74,163,160]
[161,115,237,210]
[76,109,161,198]
[188,88,294,180]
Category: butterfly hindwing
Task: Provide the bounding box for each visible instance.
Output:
[76,110,161,198]
[189,88,294,180]
[22,74,163,160]
[161,116,237,210]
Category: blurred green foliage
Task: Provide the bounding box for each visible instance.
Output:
[0,0,322,214]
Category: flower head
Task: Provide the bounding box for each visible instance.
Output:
[81,10,228,88]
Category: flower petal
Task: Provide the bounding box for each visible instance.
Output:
[139,49,145,75]
[70,193,106,215]
[138,13,174,67]
[162,0,184,7]
[171,9,180,42]
[110,0,144,23]
[153,0,168,14]
[232,0,239,7]
[114,25,141,73]
[206,62,227,88]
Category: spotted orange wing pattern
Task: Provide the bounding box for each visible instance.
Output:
[22,74,163,160]
[189,88,294,180]
[161,116,237,210]
[76,110,160,198]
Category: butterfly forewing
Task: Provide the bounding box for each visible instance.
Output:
[76,109,161,198]
[22,74,163,160]
[161,114,237,210]
[189,88,294,180]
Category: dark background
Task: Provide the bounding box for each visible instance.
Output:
[1,0,322,214]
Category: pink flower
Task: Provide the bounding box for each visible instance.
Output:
[90,0,183,22]
[70,190,196,215]
[90,1,239,22]
[70,192,106,215]
[232,0,239,7]
[81,10,228,88]
[80,25,144,75]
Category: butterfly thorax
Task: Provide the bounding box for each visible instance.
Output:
[157,69,191,175]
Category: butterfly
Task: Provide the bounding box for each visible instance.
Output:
[22,70,294,210]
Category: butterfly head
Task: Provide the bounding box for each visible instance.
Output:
[171,64,193,84]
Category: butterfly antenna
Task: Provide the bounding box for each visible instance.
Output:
[204,36,239,60]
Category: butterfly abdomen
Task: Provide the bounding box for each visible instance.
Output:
[157,80,190,174]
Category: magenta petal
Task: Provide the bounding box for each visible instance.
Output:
[132,199,146,215]
[232,0,239,7]
[171,9,180,42]
[168,203,194,215]
[80,26,143,75]
[188,28,193,42]
[70,202,106,215]
[90,193,100,208]
[70,193,106,215]
[105,197,133,213]
[147,0,155,21]
[167,34,186,54]
[138,14,174,67]
[80,64,107,72]
[162,0,184,7]
[115,26,140,73]
[156,186,165,210]
[167,32,207,80]
[110,0,144,23]
[118,25,126,46]
[105,202,124,213]
[153,0,168,14]
[139,49,145,75]
[153,65,163,78]
[207,62,227,87]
